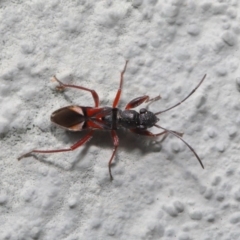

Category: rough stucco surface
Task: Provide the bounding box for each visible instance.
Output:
[0,0,240,239]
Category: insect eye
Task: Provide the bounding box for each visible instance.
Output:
[140,108,147,114]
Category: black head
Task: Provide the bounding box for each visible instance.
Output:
[138,108,159,129]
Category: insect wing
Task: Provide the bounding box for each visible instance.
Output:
[51,106,86,131]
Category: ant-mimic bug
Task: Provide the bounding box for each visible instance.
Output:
[18,61,206,180]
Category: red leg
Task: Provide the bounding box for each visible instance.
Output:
[18,130,94,160]
[125,95,161,110]
[112,60,128,108]
[53,76,99,107]
[108,130,119,181]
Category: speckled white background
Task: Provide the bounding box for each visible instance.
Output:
[1,0,240,239]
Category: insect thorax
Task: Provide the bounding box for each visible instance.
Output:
[118,108,158,129]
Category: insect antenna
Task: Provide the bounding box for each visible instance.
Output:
[155,74,206,115]
[154,124,204,169]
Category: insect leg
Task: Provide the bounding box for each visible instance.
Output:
[112,60,128,108]
[18,130,94,160]
[125,95,161,110]
[108,130,119,181]
[52,76,99,107]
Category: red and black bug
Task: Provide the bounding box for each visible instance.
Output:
[18,61,206,180]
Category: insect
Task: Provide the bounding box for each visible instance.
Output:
[18,61,206,180]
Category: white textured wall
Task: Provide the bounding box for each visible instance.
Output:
[1,1,240,239]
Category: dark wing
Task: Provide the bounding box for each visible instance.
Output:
[51,106,86,131]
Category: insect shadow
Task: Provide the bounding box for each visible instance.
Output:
[53,127,163,170]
